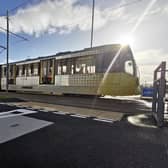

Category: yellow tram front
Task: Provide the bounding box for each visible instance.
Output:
[95,44,139,96]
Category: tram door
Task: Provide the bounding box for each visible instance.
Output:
[40,59,55,84]
[9,64,16,85]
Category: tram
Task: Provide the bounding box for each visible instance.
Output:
[0,44,139,96]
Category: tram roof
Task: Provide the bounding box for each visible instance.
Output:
[0,44,129,66]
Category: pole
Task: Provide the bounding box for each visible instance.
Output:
[91,0,95,48]
[6,10,9,92]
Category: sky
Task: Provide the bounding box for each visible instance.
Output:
[0,0,168,84]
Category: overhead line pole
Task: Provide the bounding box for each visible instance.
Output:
[6,10,9,92]
[91,0,95,48]
[89,0,143,48]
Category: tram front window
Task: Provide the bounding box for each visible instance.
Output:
[125,60,134,75]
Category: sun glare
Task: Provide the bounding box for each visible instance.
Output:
[119,35,134,47]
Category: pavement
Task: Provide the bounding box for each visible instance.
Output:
[0,98,168,168]
[6,101,124,121]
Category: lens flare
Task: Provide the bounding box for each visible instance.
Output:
[131,0,157,33]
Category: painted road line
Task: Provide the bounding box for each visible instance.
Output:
[0,109,37,119]
[93,118,114,123]
[53,111,69,115]
[70,114,88,119]
[0,110,21,116]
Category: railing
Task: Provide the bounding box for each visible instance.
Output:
[152,62,167,127]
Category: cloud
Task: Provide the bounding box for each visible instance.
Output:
[0,0,125,37]
[135,49,168,66]
[135,49,168,83]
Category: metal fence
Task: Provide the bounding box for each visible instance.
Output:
[152,62,167,127]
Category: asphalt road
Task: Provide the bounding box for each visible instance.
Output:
[0,92,151,114]
[0,105,168,168]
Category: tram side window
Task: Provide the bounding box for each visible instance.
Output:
[71,64,74,74]
[41,59,54,84]
[61,60,67,75]
[56,57,95,75]
[87,65,95,74]
[62,65,67,74]
[30,64,34,75]
[18,66,22,76]
[9,65,15,84]
[57,62,61,75]
[16,66,19,76]
[22,65,25,76]
[34,63,39,76]
[75,61,85,74]
[68,59,74,75]
[49,60,53,75]
[75,56,95,74]
[27,64,33,76]
[3,67,6,77]
[9,65,13,77]
[125,60,134,75]
[57,60,68,75]
[38,63,40,75]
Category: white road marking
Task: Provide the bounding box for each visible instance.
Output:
[53,111,69,115]
[93,118,114,123]
[0,109,37,119]
[70,114,88,119]
[0,115,53,144]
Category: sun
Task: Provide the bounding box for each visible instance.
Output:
[119,35,134,47]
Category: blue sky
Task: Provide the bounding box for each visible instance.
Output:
[0,0,168,83]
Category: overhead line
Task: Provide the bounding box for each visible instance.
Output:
[0,48,6,54]
[8,0,30,13]
[0,26,28,41]
[112,0,144,9]
[0,45,6,49]
[0,0,31,16]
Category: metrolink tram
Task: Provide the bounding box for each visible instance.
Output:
[0,44,139,96]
